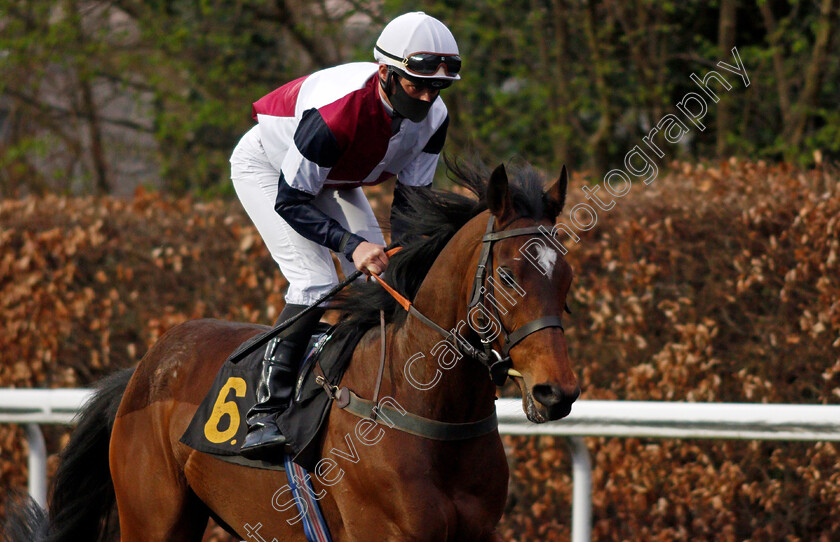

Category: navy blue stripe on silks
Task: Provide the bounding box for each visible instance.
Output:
[294,108,342,168]
[422,115,449,154]
[283,454,333,542]
[274,174,366,254]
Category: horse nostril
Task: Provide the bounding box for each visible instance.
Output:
[532,383,580,406]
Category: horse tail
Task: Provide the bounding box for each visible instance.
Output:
[2,497,47,542]
[3,367,135,542]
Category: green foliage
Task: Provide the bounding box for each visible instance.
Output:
[379,0,839,175]
[0,0,838,195]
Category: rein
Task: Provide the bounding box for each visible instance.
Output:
[377,215,566,386]
[320,214,567,441]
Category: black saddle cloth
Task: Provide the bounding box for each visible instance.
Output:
[180,322,362,471]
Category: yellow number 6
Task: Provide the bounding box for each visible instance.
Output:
[203,377,247,444]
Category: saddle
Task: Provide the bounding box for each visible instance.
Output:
[180,323,364,472]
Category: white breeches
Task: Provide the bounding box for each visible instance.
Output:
[230,126,385,306]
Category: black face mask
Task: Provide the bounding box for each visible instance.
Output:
[384,74,435,123]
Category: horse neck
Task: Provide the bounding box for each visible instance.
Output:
[388,213,498,423]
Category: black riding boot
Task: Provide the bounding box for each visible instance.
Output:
[239,303,324,459]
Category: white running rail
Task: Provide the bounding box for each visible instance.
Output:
[0,389,93,507]
[4,389,840,542]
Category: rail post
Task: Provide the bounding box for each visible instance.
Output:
[24,423,48,508]
[567,436,592,542]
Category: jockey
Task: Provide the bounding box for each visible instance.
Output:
[230,11,461,458]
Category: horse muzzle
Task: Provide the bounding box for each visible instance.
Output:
[525,382,580,422]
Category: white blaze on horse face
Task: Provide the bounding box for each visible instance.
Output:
[536,244,558,276]
[519,238,558,276]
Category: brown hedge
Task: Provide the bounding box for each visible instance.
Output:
[1,161,838,540]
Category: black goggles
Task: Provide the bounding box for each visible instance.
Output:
[391,68,453,90]
[376,46,461,77]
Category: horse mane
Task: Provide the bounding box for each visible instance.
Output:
[324,156,550,348]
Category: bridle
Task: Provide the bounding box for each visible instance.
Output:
[466,215,567,385]
[315,212,571,441]
[374,213,568,386]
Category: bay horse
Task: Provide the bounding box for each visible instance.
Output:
[7,161,578,541]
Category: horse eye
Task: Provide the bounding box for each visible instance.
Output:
[498,267,517,288]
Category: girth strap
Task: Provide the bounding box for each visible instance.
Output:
[338,388,499,441]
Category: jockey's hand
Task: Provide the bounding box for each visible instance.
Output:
[352,242,389,276]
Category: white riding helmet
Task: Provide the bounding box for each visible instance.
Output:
[374,12,461,81]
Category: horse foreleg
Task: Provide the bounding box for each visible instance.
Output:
[111,403,210,541]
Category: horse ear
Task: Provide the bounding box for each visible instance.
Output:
[487,163,514,222]
[543,165,568,220]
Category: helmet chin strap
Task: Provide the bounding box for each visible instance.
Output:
[379,69,396,99]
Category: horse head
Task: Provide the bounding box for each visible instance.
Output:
[479,163,579,422]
